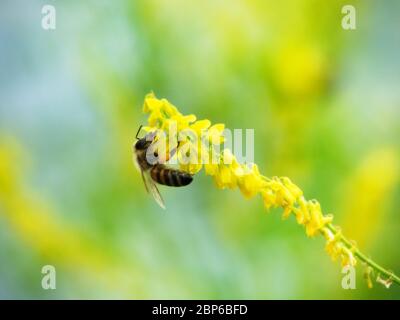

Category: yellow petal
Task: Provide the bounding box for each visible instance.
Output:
[191,119,211,133]
[143,96,163,113]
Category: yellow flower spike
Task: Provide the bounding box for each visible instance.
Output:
[141,93,400,288]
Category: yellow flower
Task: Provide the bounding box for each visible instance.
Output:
[325,231,342,261]
[203,149,220,176]
[147,108,163,127]
[364,267,374,289]
[296,196,311,225]
[281,177,303,199]
[237,164,265,199]
[214,165,237,189]
[304,200,324,237]
[143,93,163,113]
[206,123,225,145]
[341,247,357,267]
[177,141,202,174]
[261,189,277,210]
[190,119,211,135]
[140,93,400,288]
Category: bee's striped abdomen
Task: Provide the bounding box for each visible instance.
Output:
[150,165,193,187]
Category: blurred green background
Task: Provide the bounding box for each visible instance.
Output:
[1,0,400,299]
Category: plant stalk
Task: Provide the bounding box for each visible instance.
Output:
[326,223,400,286]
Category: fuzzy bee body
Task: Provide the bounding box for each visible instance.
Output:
[134,130,193,208]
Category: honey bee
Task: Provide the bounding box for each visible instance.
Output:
[133,126,193,209]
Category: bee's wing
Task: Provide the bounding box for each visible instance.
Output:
[141,170,166,209]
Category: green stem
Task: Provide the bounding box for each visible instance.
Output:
[326,223,400,286]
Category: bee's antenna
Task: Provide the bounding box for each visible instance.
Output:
[135,125,143,140]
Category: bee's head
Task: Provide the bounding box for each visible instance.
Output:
[135,137,152,150]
